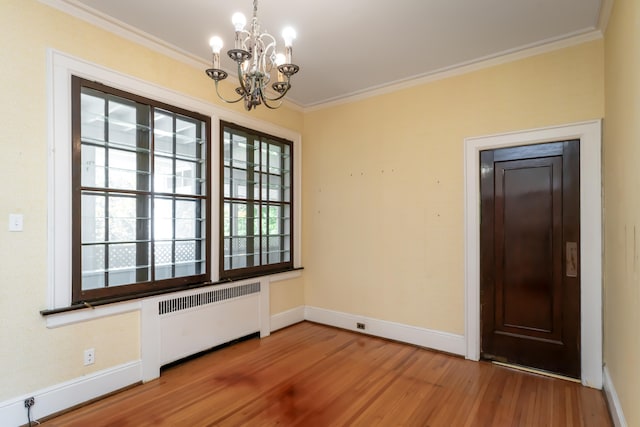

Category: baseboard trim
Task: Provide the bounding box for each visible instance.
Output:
[603,365,628,427]
[304,306,466,356]
[270,306,305,332]
[0,361,141,426]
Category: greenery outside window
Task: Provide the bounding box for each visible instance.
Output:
[221,122,293,279]
[72,76,210,303]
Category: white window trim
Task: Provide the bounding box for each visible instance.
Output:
[47,49,302,314]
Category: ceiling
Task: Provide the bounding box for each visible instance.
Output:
[69,0,604,109]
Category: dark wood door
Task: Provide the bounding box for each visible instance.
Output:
[480,141,580,378]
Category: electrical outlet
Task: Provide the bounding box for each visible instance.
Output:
[84,348,95,366]
[356,322,365,330]
[24,397,34,408]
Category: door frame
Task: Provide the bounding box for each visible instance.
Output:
[464,120,602,389]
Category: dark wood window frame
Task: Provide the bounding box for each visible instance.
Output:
[220,121,294,279]
[71,76,211,304]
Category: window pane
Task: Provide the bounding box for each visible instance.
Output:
[108,196,138,242]
[82,245,105,289]
[175,240,194,263]
[229,237,260,268]
[107,242,150,286]
[176,159,198,195]
[108,149,148,191]
[108,99,138,147]
[230,133,247,164]
[154,111,174,155]
[230,168,248,198]
[268,143,281,171]
[265,173,286,201]
[154,198,173,240]
[176,117,197,158]
[155,156,173,193]
[154,240,173,280]
[176,199,196,239]
[81,92,105,143]
[226,202,259,238]
[81,194,106,243]
[81,145,106,188]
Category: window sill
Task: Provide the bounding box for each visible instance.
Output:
[42,267,303,328]
[219,266,304,284]
[268,268,303,283]
[44,300,142,329]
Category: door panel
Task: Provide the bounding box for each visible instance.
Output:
[496,157,562,340]
[480,141,580,378]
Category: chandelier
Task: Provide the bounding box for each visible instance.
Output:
[205,0,300,111]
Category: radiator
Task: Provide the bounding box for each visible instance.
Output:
[157,281,262,365]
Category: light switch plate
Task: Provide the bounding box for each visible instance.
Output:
[9,214,23,232]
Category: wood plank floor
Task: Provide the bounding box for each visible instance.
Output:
[41,322,612,426]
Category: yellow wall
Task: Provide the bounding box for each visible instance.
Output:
[303,40,604,334]
[0,0,303,401]
[604,0,640,424]
[270,277,305,314]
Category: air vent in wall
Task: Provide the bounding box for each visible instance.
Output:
[158,282,260,315]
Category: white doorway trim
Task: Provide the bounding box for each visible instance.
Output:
[463,120,602,389]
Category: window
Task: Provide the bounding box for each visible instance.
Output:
[221,122,293,279]
[71,76,210,303]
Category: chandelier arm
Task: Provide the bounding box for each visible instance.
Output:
[260,35,277,77]
[236,61,252,97]
[261,86,290,102]
[260,92,284,109]
[213,80,244,104]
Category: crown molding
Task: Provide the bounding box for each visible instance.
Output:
[39,0,208,69]
[304,29,603,112]
[598,0,614,34]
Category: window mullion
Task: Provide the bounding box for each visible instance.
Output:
[228,133,233,268]
[247,135,256,268]
[171,115,177,279]
[150,108,156,283]
[265,139,270,265]
[195,121,203,274]
[135,103,150,284]
[257,137,262,267]
[103,97,110,288]
[279,145,285,264]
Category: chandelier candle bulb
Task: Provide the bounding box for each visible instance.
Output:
[275,53,286,82]
[209,36,223,69]
[282,27,296,63]
[232,12,246,31]
[232,12,246,49]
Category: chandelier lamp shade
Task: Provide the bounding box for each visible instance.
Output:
[205,0,300,111]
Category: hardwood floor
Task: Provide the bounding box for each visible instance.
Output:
[41,322,612,426]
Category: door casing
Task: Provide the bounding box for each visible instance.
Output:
[463,120,602,389]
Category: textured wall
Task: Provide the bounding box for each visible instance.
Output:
[604,0,640,424]
[302,40,604,334]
